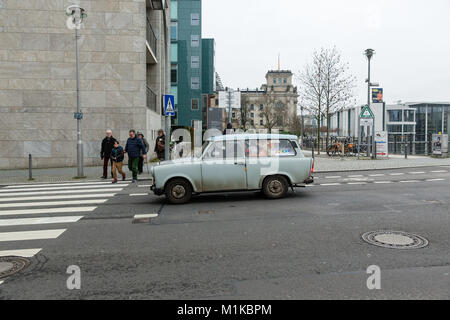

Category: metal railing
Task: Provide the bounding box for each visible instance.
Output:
[146,85,157,113]
[146,17,157,57]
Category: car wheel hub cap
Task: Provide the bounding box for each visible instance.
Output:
[269,180,282,194]
[172,185,186,199]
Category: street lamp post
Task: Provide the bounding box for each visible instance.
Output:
[365,48,375,159]
[66,5,87,177]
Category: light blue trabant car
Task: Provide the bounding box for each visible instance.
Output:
[150,134,314,204]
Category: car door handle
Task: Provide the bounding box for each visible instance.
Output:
[234,161,245,166]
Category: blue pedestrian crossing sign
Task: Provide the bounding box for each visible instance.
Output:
[163,95,175,116]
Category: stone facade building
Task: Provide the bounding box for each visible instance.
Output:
[0,0,170,169]
[230,70,298,132]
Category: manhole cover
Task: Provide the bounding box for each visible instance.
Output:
[0,256,30,279]
[362,231,429,249]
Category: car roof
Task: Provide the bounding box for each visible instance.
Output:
[207,134,299,142]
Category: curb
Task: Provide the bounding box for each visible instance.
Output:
[315,164,450,174]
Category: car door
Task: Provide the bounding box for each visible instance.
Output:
[201,140,247,192]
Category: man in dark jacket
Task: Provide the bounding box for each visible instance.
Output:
[154,129,165,161]
[100,129,116,179]
[125,129,147,183]
[137,132,150,174]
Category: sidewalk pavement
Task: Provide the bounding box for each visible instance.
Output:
[302,150,450,172]
[0,165,154,185]
[0,155,449,185]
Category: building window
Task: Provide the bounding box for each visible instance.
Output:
[278,78,282,84]
[251,112,254,118]
[259,104,263,110]
[251,120,254,126]
[171,64,177,84]
[404,110,415,122]
[191,99,199,110]
[191,56,200,68]
[389,110,402,122]
[250,104,254,110]
[170,21,177,41]
[283,78,287,83]
[260,120,263,125]
[191,77,200,90]
[273,78,276,84]
[191,13,200,26]
[388,125,402,133]
[232,112,236,118]
[191,35,200,47]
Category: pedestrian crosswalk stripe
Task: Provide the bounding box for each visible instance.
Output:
[0,206,97,217]
[0,216,83,227]
[0,248,42,257]
[0,188,123,197]
[4,181,129,189]
[0,193,117,203]
[0,229,66,242]
[0,185,125,193]
[0,199,107,208]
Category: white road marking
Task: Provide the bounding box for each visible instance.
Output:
[0,185,125,193]
[0,248,42,257]
[133,214,158,219]
[0,206,96,217]
[325,176,341,179]
[430,170,448,173]
[390,173,405,176]
[0,188,123,197]
[369,174,385,177]
[409,172,426,174]
[348,175,364,178]
[130,193,149,196]
[0,199,107,208]
[426,178,445,182]
[0,216,83,227]
[348,182,367,185]
[0,193,116,203]
[374,181,393,184]
[0,229,66,242]
[138,185,152,188]
[320,183,341,186]
[0,280,3,285]
[3,181,129,189]
[399,180,419,183]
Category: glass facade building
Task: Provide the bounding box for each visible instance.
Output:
[170,0,203,127]
[406,103,450,154]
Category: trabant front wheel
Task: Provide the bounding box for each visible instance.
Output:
[262,175,289,199]
[165,178,192,204]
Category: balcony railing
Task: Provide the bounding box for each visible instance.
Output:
[146,85,157,113]
[146,17,157,58]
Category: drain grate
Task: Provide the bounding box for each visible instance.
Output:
[362,230,429,249]
[0,256,30,279]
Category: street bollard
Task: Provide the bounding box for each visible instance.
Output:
[28,154,32,180]
[404,142,408,159]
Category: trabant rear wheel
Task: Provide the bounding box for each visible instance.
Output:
[263,175,288,199]
[165,178,192,204]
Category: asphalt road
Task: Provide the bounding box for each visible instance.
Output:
[0,166,449,300]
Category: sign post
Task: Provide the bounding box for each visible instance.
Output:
[163,95,175,160]
[359,105,375,159]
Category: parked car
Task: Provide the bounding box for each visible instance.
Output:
[150,134,314,204]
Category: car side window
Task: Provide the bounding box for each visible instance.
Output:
[205,142,224,159]
[269,139,296,156]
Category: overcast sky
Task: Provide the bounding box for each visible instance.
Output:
[202,0,450,105]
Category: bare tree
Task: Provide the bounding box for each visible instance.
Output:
[298,50,326,154]
[288,114,303,137]
[298,47,356,154]
[237,95,252,130]
[260,93,287,133]
[322,46,356,146]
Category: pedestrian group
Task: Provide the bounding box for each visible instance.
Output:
[100,129,165,183]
